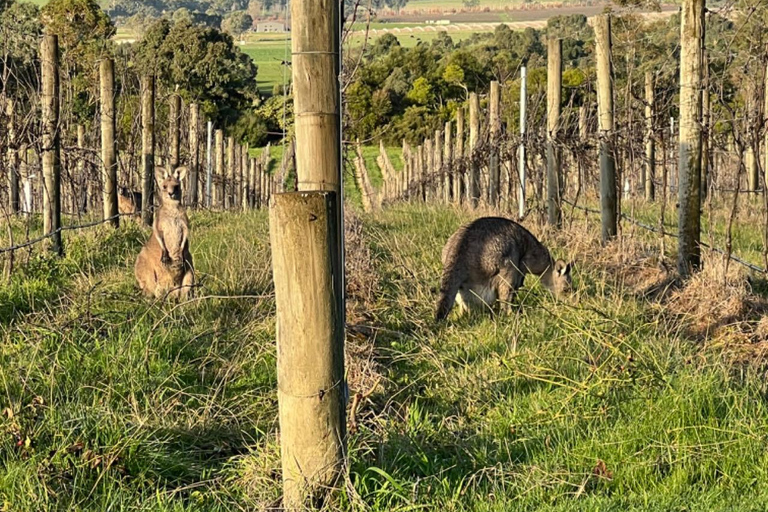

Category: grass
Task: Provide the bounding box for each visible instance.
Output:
[240,38,290,97]
[3,198,768,509]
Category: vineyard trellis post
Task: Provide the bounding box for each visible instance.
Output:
[170,93,181,169]
[241,143,249,209]
[6,99,19,214]
[189,102,200,206]
[215,129,224,207]
[226,135,234,208]
[141,74,155,227]
[547,38,562,227]
[206,121,213,207]
[519,65,527,219]
[645,71,655,202]
[677,0,705,276]
[489,80,500,207]
[455,105,465,204]
[270,0,345,507]
[100,57,118,228]
[469,92,480,207]
[41,34,62,255]
[595,14,617,243]
[444,120,452,203]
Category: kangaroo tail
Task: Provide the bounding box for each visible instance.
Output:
[435,267,464,321]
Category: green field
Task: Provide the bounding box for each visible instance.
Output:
[239,36,291,97]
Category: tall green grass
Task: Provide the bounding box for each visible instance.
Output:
[1,205,768,510]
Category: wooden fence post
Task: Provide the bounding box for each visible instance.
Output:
[241,144,249,209]
[226,136,235,208]
[677,0,704,275]
[274,0,345,506]
[41,34,62,255]
[141,75,155,226]
[250,157,258,208]
[444,120,452,203]
[206,121,213,207]
[188,102,200,206]
[100,57,117,227]
[645,71,655,201]
[519,66,527,219]
[455,106,465,204]
[170,93,181,169]
[489,80,501,207]
[468,92,480,207]
[215,129,224,208]
[595,15,617,243]
[6,99,20,214]
[546,38,562,227]
[76,124,87,214]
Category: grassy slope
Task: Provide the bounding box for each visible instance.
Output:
[2,204,768,510]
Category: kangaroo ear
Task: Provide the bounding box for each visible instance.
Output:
[555,259,568,276]
[155,166,168,185]
[565,261,573,275]
[174,166,188,182]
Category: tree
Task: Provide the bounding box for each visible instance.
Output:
[0,1,42,95]
[222,11,253,39]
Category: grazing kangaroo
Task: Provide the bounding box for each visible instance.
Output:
[118,187,142,220]
[435,217,572,321]
[134,166,195,300]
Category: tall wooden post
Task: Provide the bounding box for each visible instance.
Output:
[169,94,181,169]
[250,158,258,208]
[468,92,480,207]
[546,38,562,226]
[188,103,200,206]
[519,66,527,219]
[6,99,19,214]
[273,0,345,507]
[645,71,656,201]
[444,120,452,203]
[595,15,617,243]
[215,129,224,207]
[100,58,117,227]
[76,124,87,213]
[206,121,213,207]
[701,50,710,200]
[434,129,443,201]
[226,136,235,208]
[455,106,465,204]
[489,80,501,207]
[141,75,155,226]
[746,82,759,193]
[41,35,62,255]
[677,0,704,275]
[241,144,249,209]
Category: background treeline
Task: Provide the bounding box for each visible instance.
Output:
[343,9,761,150]
[0,0,290,170]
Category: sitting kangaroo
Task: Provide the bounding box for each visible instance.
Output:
[135,166,194,300]
[435,217,572,321]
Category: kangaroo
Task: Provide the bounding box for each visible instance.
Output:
[435,217,572,321]
[118,187,142,220]
[134,166,194,300]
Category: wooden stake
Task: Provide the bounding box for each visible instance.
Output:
[141,75,155,226]
[188,102,200,206]
[241,143,249,209]
[41,34,62,254]
[677,0,704,275]
[547,39,562,226]
[595,15,617,243]
[444,120,452,203]
[270,192,344,510]
[489,80,501,207]
[170,94,181,169]
[226,136,235,208]
[468,92,480,207]
[5,99,19,214]
[215,129,224,208]
[456,106,465,204]
[645,71,655,201]
[519,66,527,219]
[100,57,117,227]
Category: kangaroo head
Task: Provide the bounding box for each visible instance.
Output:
[541,259,573,296]
[155,166,188,204]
